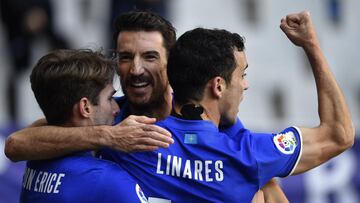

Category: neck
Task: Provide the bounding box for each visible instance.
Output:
[128,86,172,121]
[173,99,220,127]
[68,118,92,127]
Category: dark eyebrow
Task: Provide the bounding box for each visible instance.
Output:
[116,51,132,59]
[117,51,131,55]
[143,51,160,56]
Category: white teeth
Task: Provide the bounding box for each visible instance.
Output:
[131,82,149,87]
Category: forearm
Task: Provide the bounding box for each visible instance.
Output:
[5,125,109,162]
[5,115,174,162]
[294,41,355,173]
[262,179,289,203]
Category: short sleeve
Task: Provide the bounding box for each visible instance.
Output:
[248,126,303,188]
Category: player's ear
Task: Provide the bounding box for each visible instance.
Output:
[210,76,226,99]
[79,97,92,118]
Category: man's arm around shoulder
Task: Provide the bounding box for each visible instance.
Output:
[5,115,173,162]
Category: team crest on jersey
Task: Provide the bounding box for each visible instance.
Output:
[135,184,148,203]
[273,131,297,154]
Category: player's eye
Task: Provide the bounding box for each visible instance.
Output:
[119,56,130,61]
[118,54,132,62]
[144,54,158,61]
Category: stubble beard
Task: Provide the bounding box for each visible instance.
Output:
[126,84,168,117]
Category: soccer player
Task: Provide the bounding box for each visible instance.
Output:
[99,11,354,202]
[20,49,148,202]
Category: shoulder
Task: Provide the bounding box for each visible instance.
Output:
[156,116,218,131]
[96,158,134,182]
[49,154,129,179]
[95,160,148,202]
[220,117,245,138]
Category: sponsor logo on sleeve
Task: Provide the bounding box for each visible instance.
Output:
[136,184,148,203]
[273,131,298,155]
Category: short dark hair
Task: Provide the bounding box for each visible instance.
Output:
[167,28,245,105]
[30,49,115,125]
[113,10,176,55]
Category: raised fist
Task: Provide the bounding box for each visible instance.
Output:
[280,11,318,47]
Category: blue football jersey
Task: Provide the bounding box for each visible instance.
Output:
[113,96,130,124]
[219,117,245,139]
[100,115,302,202]
[20,151,147,203]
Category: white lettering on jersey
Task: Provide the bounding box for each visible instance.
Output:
[205,160,213,182]
[34,171,42,192]
[22,167,65,194]
[156,153,224,182]
[215,160,224,181]
[156,153,164,174]
[53,173,65,193]
[172,156,181,177]
[166,155,171,175]
[22,168,37,190]
[194,160,203,181]
[183,160,192,179]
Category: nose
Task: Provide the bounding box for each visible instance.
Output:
[130,56,145,76]
[243,79,249,90]
[111,99,120,116]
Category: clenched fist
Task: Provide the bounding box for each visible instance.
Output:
[280,11,319,48]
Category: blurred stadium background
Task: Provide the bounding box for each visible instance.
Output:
[0,0,359,202]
